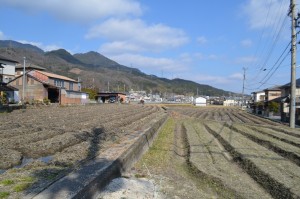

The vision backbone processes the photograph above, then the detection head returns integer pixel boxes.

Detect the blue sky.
[0,0,299,94]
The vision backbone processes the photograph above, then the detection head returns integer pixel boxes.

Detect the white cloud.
[229,73,243,80]
[241,39,253,47]
[194,52,220,60]
[235,56,257,64]
[196,36,207,44]
[242,0,289,29]
[107,53,189,73]
[90,18,188,53]
[0,0,142,22]
[181,72,244,92]
[0,31,6,39]
[17,40,62,51]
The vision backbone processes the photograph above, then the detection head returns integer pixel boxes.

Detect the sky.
[0,0,299,94]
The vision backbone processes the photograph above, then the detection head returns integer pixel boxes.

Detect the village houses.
[0,55,88,105]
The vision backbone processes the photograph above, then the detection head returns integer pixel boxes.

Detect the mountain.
[45,49,83,65]
[0,40,235,96]
[74,51,142,74]
[74,51,118,67]
[0,40,44,54]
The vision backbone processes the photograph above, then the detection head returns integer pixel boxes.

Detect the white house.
[194,97,207,106]
[0,55,19,83]
[223,99,237,106]
[251,90,265,103]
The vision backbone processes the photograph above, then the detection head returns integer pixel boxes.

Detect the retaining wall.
[31,113,167,199]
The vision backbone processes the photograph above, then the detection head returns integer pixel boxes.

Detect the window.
[54,79,64,88]
[69,82,73,90]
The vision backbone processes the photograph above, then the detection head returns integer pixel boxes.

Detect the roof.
[280,78,300,89]
[36,70,78,82]
[0,55,19,63]
[0,84,18,91]
[15,64,46,71]
[263,86,281,91]
[251,90,264,94]
[96,92,126,97]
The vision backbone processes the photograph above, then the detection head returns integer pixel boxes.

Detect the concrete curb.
[32,114,168,199]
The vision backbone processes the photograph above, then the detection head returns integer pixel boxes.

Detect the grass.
[0,179,15,186]
[0,192,9,199]
[12,176,35,192]
[135,117,175,169]
[13,183,31,192]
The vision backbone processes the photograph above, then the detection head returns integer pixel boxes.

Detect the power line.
[247,0,289,81]
[258,50,290,88]
[245,41,291,89]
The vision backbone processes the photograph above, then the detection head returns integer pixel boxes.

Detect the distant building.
[0,55,19,103]
[0,55,19,83]
[194,97,206,106]
[96,92,126,103]
[251,90,265,103]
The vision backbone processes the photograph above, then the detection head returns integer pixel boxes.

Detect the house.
[263,86,282,117]
[0,55,19,103]
[264,86,281,102]
[96,92,126,103]
[0,84,19,104]
[223,97,238,106]
[279,78,300,125]
[194,97,206,106]
[251,90,265,103]
[251,90,265,114]
[0,55,19,83]
[8,68,88,105]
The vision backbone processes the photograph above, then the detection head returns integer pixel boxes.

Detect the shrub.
[43,98,50,105]
[268,101,279,113]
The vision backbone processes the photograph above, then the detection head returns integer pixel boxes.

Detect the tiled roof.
[280,78,300,88]
[15,64,46,71]
[37,71,77,82]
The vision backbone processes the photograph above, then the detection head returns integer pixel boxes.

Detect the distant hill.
[74,51,142,74]
[0,40,44,54]
[45,49,83,65]
[0,40,236,96]
[74,51,118,67]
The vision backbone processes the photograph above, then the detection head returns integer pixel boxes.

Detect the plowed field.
[0,104,165,199]
[134,106,300,199]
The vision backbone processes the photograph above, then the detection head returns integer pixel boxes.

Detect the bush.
[0,92,7,105]
[268,101,279,113]
[43,98,50,105]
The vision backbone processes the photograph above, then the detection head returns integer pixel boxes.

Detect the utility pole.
[290,0,297,128]
[22,57,26,102]
[242,67,247,107]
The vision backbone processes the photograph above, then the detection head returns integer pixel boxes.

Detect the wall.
[60,89,88,105]
[9,76,47,101]
[0,62,16,76]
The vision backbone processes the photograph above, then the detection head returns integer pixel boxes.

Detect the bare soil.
[0,104,165,199]
[131,106,300,199]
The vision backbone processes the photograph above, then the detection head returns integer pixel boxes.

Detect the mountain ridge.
[0,40,236,96]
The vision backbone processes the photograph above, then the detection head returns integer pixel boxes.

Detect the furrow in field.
[230,123,300,167]
[183,120,272,199]
[204,121,300,199]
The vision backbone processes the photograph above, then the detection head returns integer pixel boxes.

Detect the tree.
[82,88,97,100]
[268,101,279,113]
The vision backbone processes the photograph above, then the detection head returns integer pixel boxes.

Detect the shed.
[96,92,126,103]
[194,97,207,106]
